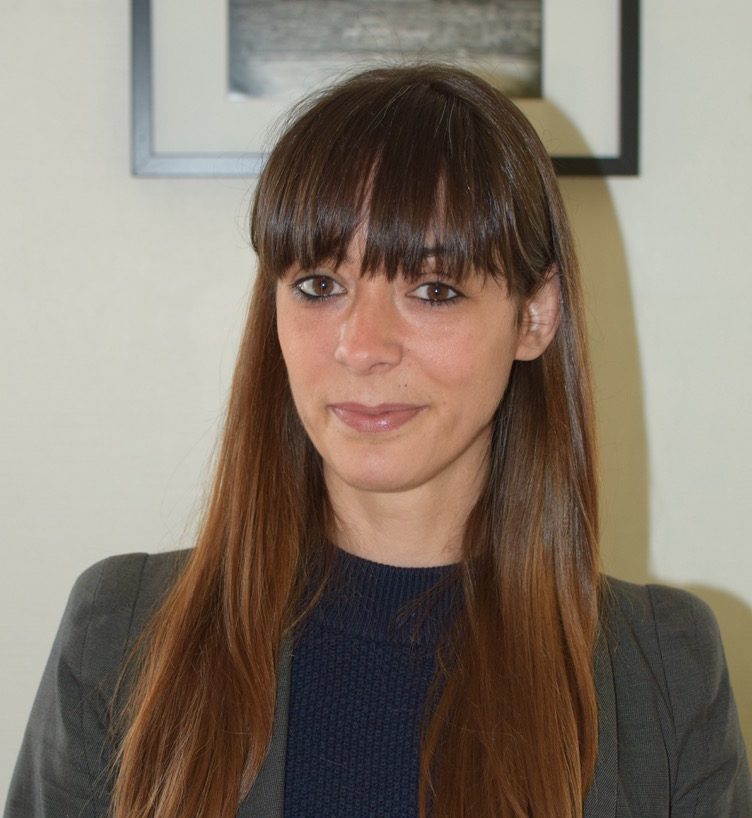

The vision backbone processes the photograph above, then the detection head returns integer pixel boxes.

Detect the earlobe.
[514,267,561,361]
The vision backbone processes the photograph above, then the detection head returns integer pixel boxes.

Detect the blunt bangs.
[251,65,556,291]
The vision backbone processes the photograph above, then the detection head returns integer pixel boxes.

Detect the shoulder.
[4,551,191,817]
[601,575,721,653]
[600,576,731,702]
[71,548,189,603]
[600,576,727,723]
[599,576,751,815]
[48,549,192,724]
[63,550,188,664]
[56,549,190,698]
[68,550,189,637]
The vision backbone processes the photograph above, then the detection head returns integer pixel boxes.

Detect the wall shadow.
[559,177,651,586]
[558,177,752,751]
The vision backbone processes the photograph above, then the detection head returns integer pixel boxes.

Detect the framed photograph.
[132,0,639,177]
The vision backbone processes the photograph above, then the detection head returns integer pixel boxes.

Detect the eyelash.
[291,276,464,307]
[411,282,463,307]
[291,276,344,303]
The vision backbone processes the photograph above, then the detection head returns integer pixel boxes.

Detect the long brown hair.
[112,64,600,818]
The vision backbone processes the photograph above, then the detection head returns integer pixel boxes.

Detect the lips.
[328,403,425,433]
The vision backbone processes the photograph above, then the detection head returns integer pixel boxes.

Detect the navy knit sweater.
[283,549,459,817]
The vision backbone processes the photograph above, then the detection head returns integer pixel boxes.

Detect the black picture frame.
[132,0,639,178]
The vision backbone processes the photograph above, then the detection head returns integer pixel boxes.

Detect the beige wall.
[2,1,751,802]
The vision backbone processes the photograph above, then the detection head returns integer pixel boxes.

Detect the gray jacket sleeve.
[3,554,150,818]
[648,585,752,817]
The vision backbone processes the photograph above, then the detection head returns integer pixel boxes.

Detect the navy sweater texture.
[283,549,459,817]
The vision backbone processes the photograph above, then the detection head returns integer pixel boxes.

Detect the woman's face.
[275,235,556,500]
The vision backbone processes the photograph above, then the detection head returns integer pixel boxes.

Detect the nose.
[333,282,404,374]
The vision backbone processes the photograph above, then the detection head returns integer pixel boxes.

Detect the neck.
[325,467,485,568]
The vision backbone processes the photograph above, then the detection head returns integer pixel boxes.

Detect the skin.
[275,235,560,567]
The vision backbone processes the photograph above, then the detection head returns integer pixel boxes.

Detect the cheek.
[418,325,517,404]
[276,310,335,409]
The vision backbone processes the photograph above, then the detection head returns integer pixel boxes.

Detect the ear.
[514,266,561,361]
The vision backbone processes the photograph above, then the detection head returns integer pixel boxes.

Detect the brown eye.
[412,281,462,306]
[295,275,345,300]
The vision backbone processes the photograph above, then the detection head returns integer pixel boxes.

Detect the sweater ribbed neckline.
[308,547,461,648]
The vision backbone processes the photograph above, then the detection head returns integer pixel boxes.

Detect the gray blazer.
[5,551,752,818]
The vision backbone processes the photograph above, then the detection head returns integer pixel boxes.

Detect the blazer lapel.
[236,634,294,818]
[584,629,618,818]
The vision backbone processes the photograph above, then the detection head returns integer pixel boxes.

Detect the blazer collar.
[238,631,618,817]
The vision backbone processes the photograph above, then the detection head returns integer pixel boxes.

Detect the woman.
[5,64,751,818]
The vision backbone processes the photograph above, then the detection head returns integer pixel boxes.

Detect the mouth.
[328,403,426,433]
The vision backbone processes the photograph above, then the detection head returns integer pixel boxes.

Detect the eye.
[293,275,346,301]
[410,281,463,306]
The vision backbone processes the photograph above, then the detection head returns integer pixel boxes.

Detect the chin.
[346,476,416,494]
[328,457,424,495]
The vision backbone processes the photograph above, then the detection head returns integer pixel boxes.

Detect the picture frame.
[132,0,639,178]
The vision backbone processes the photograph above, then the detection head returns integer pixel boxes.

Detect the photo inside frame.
[228,0,543,100]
